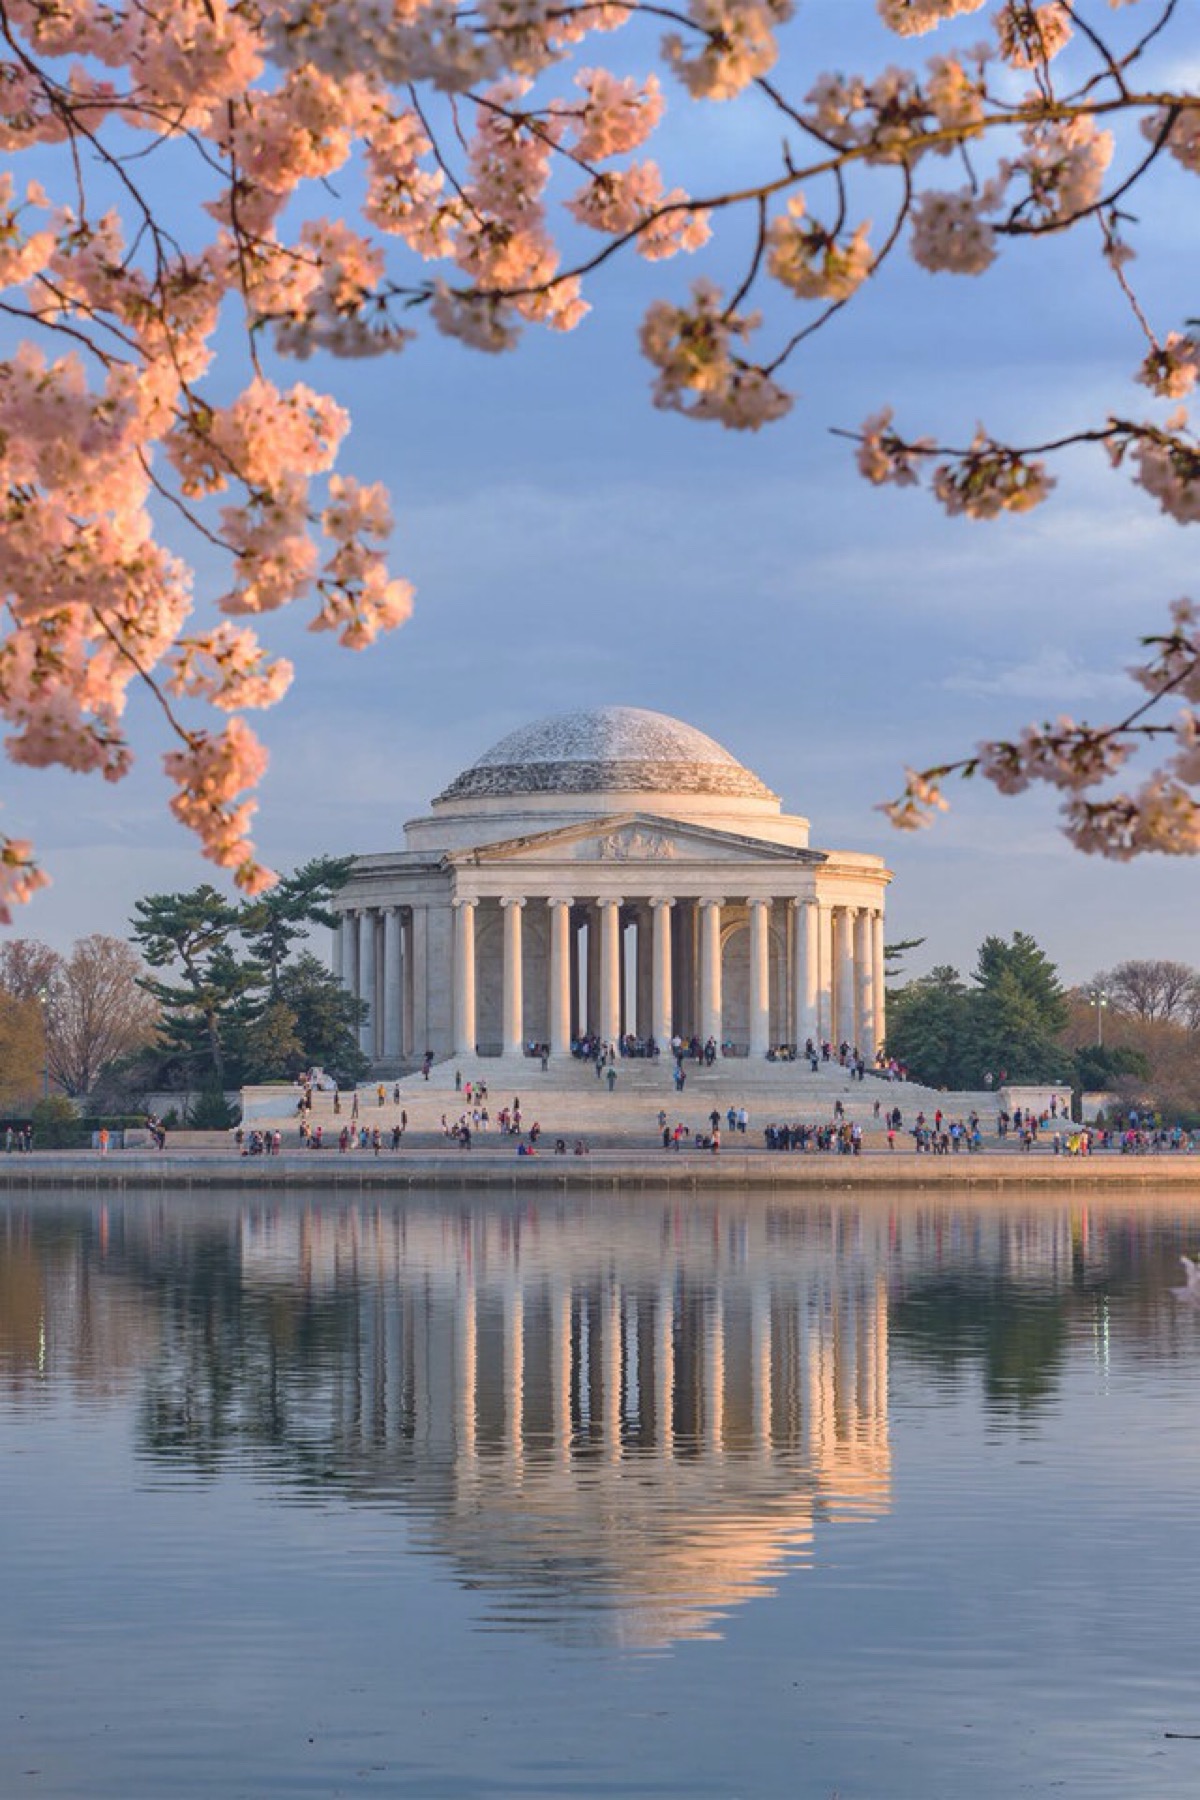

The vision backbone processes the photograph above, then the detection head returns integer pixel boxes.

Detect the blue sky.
[4,3,1198,985]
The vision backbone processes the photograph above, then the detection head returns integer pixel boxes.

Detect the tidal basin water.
[5,1187,1200,1799]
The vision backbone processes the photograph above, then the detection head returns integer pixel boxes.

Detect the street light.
[1089,988,1108,1047]
[36,983,50,1100]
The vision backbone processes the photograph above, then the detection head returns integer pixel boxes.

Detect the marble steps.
[243,1056,998,1147]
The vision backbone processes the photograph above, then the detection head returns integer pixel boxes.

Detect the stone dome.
[434,707,778,805]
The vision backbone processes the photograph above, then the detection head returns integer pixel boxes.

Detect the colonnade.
[335,901,426,1063]
[336,892,886,1063]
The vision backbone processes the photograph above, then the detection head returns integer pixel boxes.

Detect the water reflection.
[1,1193,1195,1650]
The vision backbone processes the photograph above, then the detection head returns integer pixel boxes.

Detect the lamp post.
[1090,988,1108,1048]
[36,983,50,1101]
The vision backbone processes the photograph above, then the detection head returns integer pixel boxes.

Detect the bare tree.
[0,939,63,1004]
[46,937,159,1097]
[1091,961,1200,1027]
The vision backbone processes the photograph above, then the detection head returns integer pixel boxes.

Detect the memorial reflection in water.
[5,1192,1198,1800]
[1,1194,892,1649]
[238,1201,892,1647]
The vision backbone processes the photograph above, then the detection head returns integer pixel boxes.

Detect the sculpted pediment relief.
[455,814,816,867]
[595,827,677,862]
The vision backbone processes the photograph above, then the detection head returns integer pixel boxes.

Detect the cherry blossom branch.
[0,0,1197,901]
[881,601,1200,857]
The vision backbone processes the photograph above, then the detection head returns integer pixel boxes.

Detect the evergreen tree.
[886,966,975,1089]
[276,954,368,1083]
[887,931,1071,1090]
[239,855,353,994]
[132,873,364,1088]
[884,936,926,983]
[1072,1043,1150,1099]
[132,886,264,1088]
[971,933,1069,1085]
[237,998,306,1083]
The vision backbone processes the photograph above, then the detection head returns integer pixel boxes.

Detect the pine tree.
[132,887,264,1088]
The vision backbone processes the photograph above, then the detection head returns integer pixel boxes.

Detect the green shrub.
[31,1096,89,1149]
[186,1089,240,1129]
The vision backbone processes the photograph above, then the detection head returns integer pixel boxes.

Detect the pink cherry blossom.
[0,0,1193,900]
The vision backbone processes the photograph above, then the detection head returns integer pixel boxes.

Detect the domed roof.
[435,706,777,805]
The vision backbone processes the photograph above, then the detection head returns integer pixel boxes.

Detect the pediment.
[446,813,822,868]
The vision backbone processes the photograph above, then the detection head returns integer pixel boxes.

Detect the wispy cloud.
[941,648,1137,708]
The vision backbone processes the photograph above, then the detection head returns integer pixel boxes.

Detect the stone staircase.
[242,1054,1001,1152]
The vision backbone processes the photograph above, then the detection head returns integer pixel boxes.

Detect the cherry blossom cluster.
[640,282,792,428]
[0,0,1197,898]
[855,411,1056,518]
[882,600,1200,856]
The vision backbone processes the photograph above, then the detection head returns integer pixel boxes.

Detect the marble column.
[651,898,673,1048]
[699,898,723,1047]
[872,908,886,1052]
[410,904,429,1058]
[836,906,857,1046]
[748,898,771,1058]
[501,898,525,1056]
[586,907,600,1037]
[618,915,628,1042]
[635,906,653,1044]
[548,897,573,1057]
[401,909,413,1060]
[816,900,834,1043]
[383,905,402,1060]
[453,898,477,1056]
[332,914,345,984]
[676,902,696,1038]
[793,898,819,1048]
[599,897,622,1046]
[341,907,356,1008]
[358,907,376,1058]
[569,912,581,1042]
[854,906,873,1054]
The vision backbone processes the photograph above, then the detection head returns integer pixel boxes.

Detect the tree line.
[0,856,365,1115]
[887,936,1200,1121]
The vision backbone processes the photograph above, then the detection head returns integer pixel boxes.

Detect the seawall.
[2,1148,1200,1195]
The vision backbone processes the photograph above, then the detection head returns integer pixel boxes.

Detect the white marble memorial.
[334,706,891,1065]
